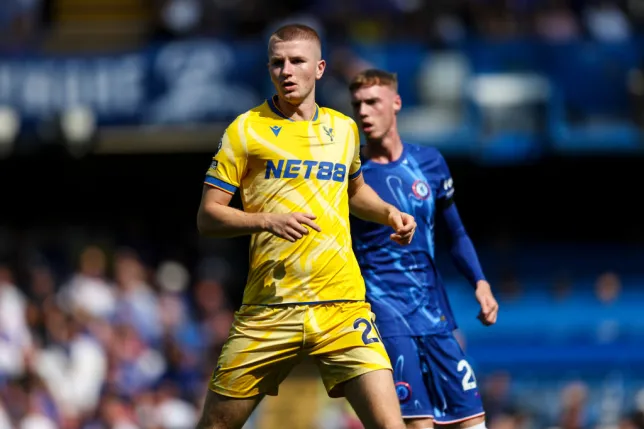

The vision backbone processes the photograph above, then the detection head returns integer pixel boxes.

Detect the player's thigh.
[196,390,263,429]
[422,333,485,425]
[343,369,406,429]
[383,336,435,427]
[308,302,392,397]
[211,305,303,398]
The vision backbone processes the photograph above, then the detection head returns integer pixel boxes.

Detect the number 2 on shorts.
[354,318,381,344]
[457,359,477,391]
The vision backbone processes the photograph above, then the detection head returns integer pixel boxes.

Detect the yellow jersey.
[205,96,365,305]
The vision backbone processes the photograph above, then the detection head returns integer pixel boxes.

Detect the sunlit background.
[1,1,644,428]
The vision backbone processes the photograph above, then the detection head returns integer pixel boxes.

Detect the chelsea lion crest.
[395,381,412,403]
[412,180,431,200]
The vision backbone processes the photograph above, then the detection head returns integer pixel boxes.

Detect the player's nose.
[282,60,294,75]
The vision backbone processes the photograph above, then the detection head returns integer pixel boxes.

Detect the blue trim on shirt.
[268,96,294,121]
[241,299,364,307]
[205,176,237,193]
[349,166,362,180]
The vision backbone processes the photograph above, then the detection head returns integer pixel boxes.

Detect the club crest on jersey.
[395,381,412,403]
[412,179,431,200]
[209,160,218,170]
[322,125,334,142]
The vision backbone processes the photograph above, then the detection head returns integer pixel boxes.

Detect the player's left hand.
[388,208,416,245]
[475,280,498,326]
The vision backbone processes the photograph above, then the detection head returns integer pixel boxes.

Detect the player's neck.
[274,95,317,121]
[365,132,403,164]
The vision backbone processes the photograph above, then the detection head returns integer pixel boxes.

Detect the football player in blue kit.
[348,69,499,429]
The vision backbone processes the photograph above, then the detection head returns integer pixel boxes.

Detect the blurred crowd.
[1,0,644,50]
[151,0,644,45]
[1,238,644,428]
[0,245,235,429]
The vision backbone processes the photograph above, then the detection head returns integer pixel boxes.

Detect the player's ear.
[393,93,402,114]
[316,59,326,80]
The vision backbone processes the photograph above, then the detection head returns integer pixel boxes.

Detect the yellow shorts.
[209,301,392,398]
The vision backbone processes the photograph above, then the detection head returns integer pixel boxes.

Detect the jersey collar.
[268,95,319,122]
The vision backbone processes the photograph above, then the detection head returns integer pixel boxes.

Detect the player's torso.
[241,117,350,214]
[240,106,364,305]
[351,144,452,336]
[353,144,441,270]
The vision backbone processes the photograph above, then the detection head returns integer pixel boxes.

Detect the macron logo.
[270,125,282,137]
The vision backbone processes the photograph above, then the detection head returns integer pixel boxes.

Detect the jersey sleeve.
[436,151,455,203]
[204,119,248,195]
[348,120,363,180]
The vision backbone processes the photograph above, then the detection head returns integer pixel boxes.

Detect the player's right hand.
[264,213,322,242]
[388,209,416,245]
[475,280,499,326]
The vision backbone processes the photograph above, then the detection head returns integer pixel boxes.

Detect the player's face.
[351,84,401,140]
[268,39,325,104]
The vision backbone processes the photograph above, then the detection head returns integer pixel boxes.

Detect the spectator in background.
[153,381,198,429]
[113,248,161,346]
[583,0,632,42]
[551,271,574,302]
[34,311,107,422]
[0,0,43,51]
[24,262,60,356]
[192,278,234,365]
[534,0,581,42]
[470,0,523,40]
[0,264,32,380]
[481,372,518,423]
[595,272,621,305]
[58,246,115,321]
[155,0,203,40]
[558,381,596,429]
[0,403,10,429]
[594,271,623,344]
[627,59,644,131]
[104,323,165,400]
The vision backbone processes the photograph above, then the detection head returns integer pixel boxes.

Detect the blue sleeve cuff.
[349,166,362,180]
[205,176,238,194]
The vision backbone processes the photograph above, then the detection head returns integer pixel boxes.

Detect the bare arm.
[197,186,321,241]
[197,186,267,238]
[348,175,416,245]
[347,174,394,225]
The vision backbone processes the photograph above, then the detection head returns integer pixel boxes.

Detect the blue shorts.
[382,332,485,424]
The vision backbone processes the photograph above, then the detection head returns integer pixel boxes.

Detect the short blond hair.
[269,24,321,50]
[349,69,398,92]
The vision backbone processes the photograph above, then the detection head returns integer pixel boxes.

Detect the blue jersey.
[351,143,457,338]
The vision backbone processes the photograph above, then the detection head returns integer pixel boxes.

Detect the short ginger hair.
[349,69,398,92]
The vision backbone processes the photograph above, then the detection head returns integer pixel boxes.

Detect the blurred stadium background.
[1,0,644,428]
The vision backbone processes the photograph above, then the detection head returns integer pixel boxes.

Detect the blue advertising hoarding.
[1,38,643,158]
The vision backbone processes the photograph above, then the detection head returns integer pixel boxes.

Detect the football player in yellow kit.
[195,24,416,429]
